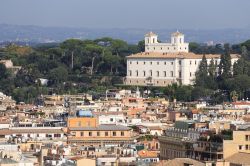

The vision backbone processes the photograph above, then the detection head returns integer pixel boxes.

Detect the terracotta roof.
[226,152,250,165]
[138,150,158,158]
[0,128,64,135]
[147,126,162,130]
[159,158,205,166]
[127,52,241,59]
[232,101,250,105]
[192,109,199,114]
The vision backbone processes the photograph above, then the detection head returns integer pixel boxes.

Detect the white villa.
[125,31,240,86]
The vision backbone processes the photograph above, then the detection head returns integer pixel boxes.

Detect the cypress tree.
[219,44,232,79]
[195,54,208,86]
[208,58,216,77]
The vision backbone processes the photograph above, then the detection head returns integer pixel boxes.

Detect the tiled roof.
[0,128,64,135]
[138,150,158,158]
[68,124,130,131]
[158,158,205,166]
[127,52,240,59]
[232,101,250,105]
[226,152,250,165]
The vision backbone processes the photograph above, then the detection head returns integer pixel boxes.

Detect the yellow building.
[67,115,136,147]
[67,117,98,128]
[69,157,96,166]
[224,130,250,159]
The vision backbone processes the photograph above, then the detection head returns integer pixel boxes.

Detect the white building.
[98,114,126,125]
[145,31,189,53]
[125,31,240,86]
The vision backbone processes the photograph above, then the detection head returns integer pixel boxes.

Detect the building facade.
[125,31,240,86]
[223,130,250,159]
[67,114,136,147]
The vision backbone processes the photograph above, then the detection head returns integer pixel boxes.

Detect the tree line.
[0,38,250,103]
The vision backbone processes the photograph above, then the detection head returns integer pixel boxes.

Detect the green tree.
[219,44,232,79]
[208,58,216,77]
[195,54,208,87]
[241,46,249,60]
[233,58,249,76]
[137,40,145,52]
[48,66,68,85]
[0,64,9,79]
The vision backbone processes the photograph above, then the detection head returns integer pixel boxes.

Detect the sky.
[0,0,250,29]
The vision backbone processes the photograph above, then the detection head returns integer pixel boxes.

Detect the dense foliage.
[0,38,250,104]
[0,38,141,103]
[164,42,250,103]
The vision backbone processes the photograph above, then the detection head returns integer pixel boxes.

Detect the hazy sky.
[1,0,250,29]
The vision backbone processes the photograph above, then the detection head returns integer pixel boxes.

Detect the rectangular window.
[105,132,108,136]
[89,132,92,136]
[171,62,174,65]
[129,70,132,76]
[164,62,166,65]
[157,62,159,65]
[179,60,181,65]
[136,70,138,76]
[113,131,116,136]
[164,71,166,77]
[239,145,242,150]
[136,61,138,64]
[156,71,159,77]
[246,145,249,150]
[144,62,146,65]
[121,131,124,136]
[190,61,192,65]
[190,72,192,77]
[150,70,152,76]
[130,61,132,64]
[179,71,182,78]
[150,62,152,65]
[80,132,84,136]
[143,71,146,76]
[97,131,100,136]
[171,71,174,77]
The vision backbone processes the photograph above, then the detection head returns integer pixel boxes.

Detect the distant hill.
[1,24,250,44]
